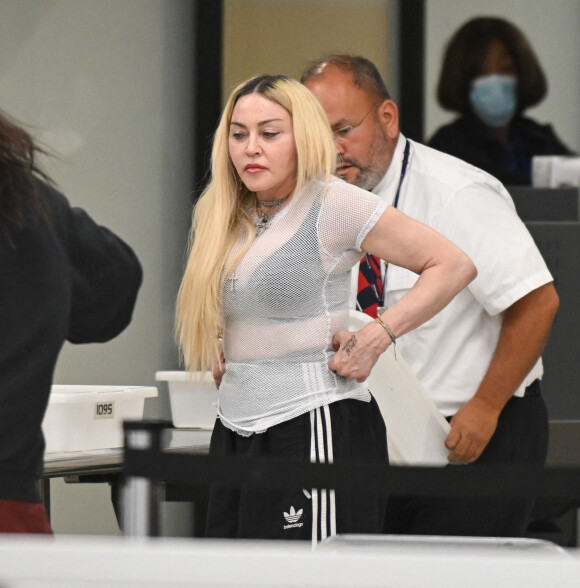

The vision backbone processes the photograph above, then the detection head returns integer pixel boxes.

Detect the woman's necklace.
[255,194,290,236]
[257,194,290,208]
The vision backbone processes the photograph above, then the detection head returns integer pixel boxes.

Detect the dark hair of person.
[301,54,391,102]
[234,74,290,103]
[436,17,547,114]
[0,110,52,243]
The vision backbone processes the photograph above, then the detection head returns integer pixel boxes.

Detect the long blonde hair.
[176,75,336,371]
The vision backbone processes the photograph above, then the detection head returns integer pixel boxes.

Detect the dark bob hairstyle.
[436,17,547,115]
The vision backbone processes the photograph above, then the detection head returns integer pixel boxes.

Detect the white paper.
[348,310,451,466]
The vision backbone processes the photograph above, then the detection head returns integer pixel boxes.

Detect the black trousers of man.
[383,381,549,537]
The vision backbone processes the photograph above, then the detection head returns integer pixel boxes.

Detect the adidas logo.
[284,506,303,523]
[283,506,304,529]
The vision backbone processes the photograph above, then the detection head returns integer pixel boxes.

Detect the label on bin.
[94,401,115,419]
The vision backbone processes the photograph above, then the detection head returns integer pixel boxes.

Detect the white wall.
[425,0,580,152]
[0,0,194,534]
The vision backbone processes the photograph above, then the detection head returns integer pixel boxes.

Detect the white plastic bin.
[532,155,580,187]
[155,371,218,429]
[42,385,158,453]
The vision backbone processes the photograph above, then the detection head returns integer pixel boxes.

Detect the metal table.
[41,427,212,528]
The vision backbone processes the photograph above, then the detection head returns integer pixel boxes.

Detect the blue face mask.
[468,74,517,127]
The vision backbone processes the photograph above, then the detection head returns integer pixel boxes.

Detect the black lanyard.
[393,138,411,210]
[364,138,411,309]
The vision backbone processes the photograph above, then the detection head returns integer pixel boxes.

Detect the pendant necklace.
[255,194,290,236]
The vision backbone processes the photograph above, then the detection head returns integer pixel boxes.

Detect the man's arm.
[445,282,559,464]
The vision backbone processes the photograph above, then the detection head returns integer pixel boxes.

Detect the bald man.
[302,55,559,538]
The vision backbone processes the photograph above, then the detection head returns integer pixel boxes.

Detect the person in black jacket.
[0,109,143,533]
[428,17,574,185]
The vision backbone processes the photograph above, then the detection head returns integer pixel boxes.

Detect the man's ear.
[377,99,399,140]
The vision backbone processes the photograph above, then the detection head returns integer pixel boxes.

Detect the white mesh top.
[219,177,389,435]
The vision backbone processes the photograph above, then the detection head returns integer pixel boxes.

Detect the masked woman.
[176,75,476,543]
[428,17,574,185]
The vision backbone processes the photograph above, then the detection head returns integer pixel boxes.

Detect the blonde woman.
[176,75,476,542]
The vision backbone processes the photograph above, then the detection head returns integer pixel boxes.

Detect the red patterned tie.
[357,254,383,318]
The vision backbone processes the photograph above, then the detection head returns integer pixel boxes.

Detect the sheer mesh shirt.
[219,178,388,435]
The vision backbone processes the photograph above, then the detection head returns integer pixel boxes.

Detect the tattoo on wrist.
[344,335,357,355]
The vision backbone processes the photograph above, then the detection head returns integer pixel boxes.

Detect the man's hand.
[445,396,500,464]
